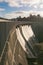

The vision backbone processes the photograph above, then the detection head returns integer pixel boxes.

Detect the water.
[16,25,38,58]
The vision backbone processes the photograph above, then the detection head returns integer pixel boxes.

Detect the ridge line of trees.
[11,14,43,22]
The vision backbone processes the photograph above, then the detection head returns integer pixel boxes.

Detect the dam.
[0,21,43,65]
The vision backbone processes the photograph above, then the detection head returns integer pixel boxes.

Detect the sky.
[0,0,43,19]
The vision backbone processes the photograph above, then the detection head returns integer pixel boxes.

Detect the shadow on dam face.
[31,22,43,43]
[0,22,43,65]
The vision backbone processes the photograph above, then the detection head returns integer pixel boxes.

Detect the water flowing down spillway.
[16,25,38,58]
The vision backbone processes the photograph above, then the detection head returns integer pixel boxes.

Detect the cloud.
[4,11,29,19]
[8,0,41,8]
[33,5,37,8]
[4,10,43,19]
[4,0,23,7]
[0,0,20,7]
[40,4,43,8]
[21,0,41,8]
[0,0,42,8]
[0,8,5,11]
[0,0,3,2]
[21,0,38,5]
[5,0,21,7]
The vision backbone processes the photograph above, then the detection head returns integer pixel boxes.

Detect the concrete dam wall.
[0,22,43,65]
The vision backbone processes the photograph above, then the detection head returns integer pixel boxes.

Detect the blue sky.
[0,0,43,19]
